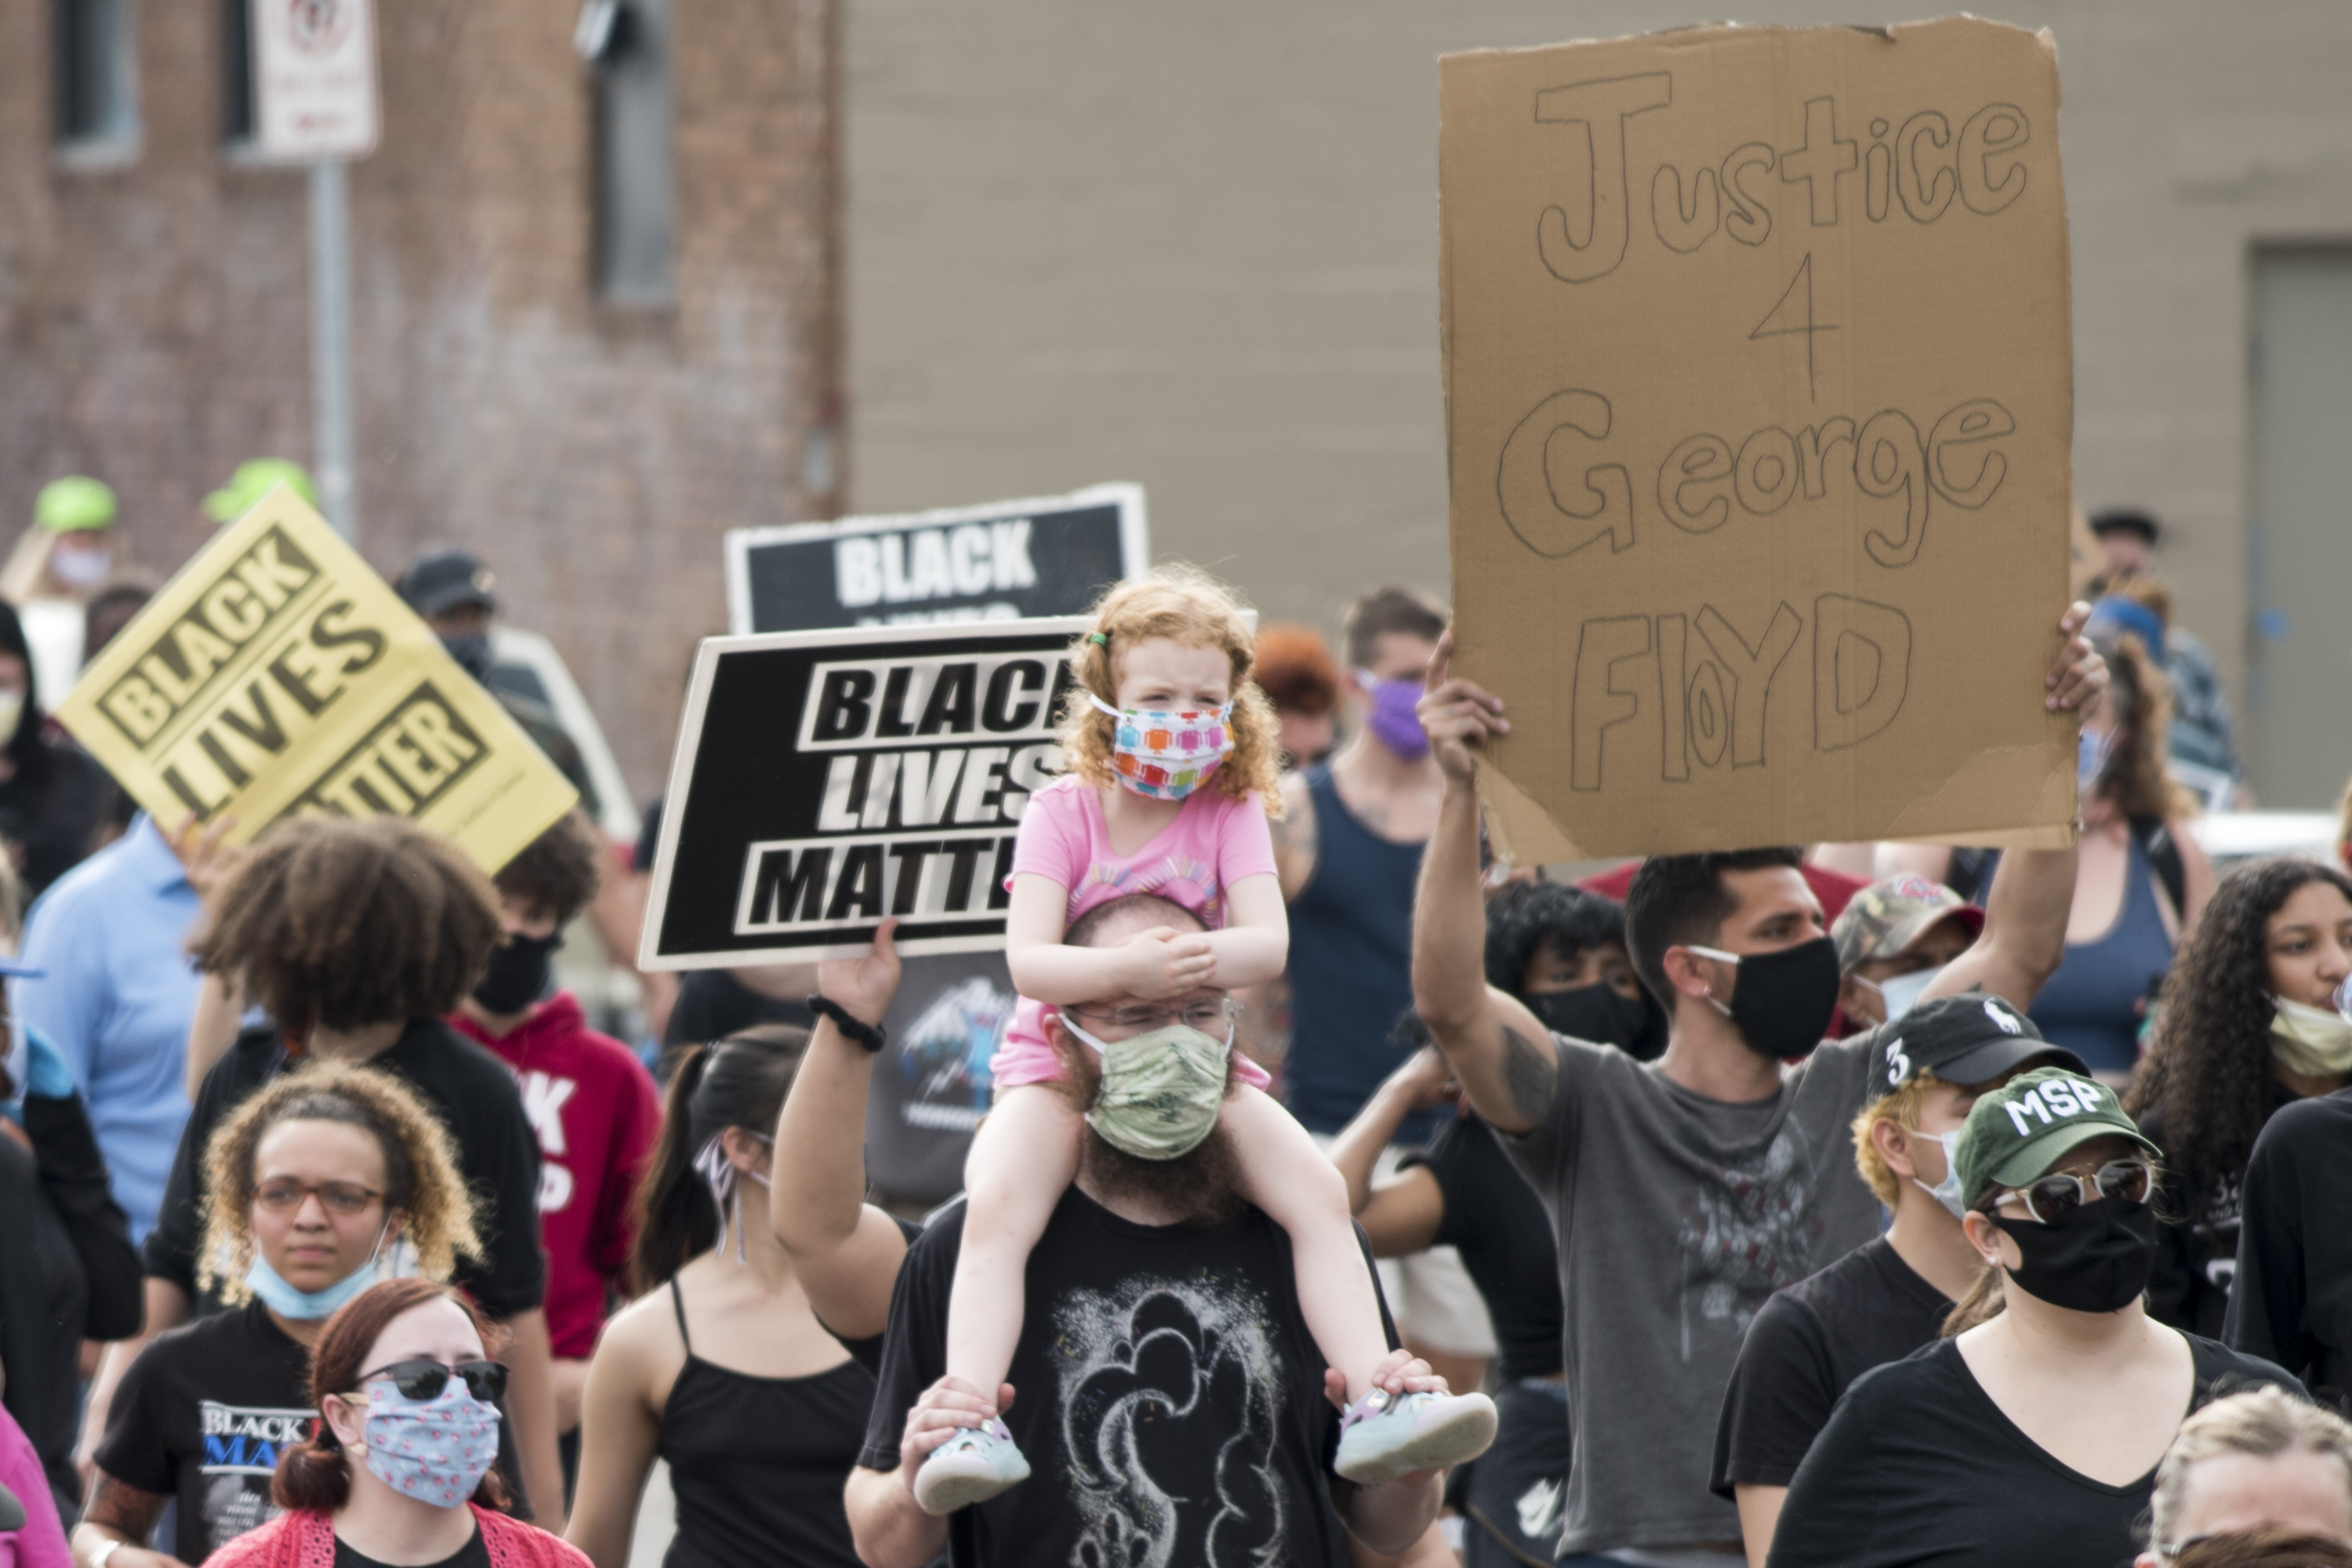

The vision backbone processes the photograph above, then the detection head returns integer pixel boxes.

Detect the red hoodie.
[452,993,661,1360]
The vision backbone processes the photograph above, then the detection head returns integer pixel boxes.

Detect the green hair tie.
[1088,632,1109,646]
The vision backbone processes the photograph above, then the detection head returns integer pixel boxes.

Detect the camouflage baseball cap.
[1831,875,1984,972]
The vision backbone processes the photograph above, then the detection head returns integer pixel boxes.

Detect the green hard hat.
[203,459,318,524]
[34,476,117,533]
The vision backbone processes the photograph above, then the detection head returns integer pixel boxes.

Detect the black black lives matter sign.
[723,483,1145,635]
[640,619,1088,967]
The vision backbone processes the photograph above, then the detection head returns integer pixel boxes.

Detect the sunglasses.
[356,1357,507,1404]
[254,1179,381,1217]
[1998,1157,2152,1224]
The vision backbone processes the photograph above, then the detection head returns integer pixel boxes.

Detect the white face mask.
[2271,997,2352,1078]
[49,543,112,590]
[1912,1127,1968,1219]
[1862,964,1945,1023]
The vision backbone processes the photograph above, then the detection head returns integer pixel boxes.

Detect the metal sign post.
[252,0,381,543]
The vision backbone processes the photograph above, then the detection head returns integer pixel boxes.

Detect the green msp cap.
[34,476,117,533]
[203,459,317,524]
[1954,1065,2162,1208]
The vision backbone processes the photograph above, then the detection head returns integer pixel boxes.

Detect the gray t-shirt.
[1501,1026,1886,1556]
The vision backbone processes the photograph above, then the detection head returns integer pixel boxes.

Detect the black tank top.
[658,1277,875,1568]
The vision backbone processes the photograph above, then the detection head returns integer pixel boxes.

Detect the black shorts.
[1461,1377,1571,1567]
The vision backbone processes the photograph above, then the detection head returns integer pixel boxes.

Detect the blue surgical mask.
[1866,964,1945,1023]
[1914,1128,1968,1219]
[2078,727,2113,794]
[245,1223,391,1319]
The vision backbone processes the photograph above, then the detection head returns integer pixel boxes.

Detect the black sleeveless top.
[659,1278,876,1568]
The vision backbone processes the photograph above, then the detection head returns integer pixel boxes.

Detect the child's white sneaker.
[1332,1388,1497,1486]
[913,1417,1032,1515]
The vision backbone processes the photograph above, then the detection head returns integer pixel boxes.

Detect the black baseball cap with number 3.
[1871,993,2086,1095]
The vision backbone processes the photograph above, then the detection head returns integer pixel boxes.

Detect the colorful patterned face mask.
[356,1377,502,1508]
[1089,693,1234,801]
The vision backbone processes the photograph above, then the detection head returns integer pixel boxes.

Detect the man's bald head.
[1067,893,1206,951]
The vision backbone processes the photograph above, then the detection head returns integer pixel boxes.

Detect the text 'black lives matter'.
[93,522,392,820]
[644,620,1089,967]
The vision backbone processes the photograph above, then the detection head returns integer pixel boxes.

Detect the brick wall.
[0,0,841,800]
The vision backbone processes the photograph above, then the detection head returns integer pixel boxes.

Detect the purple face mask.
[1356,671,1429,760]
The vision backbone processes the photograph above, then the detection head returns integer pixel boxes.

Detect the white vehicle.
[485,626,640,845]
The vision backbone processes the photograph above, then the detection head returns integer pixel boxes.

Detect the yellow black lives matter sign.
[56,488,578,873]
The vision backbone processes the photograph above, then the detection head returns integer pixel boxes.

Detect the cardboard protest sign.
[55,488,578,873]
[1440,19,2075,862]
[724,483,1146,635]
[639,619,1085,969]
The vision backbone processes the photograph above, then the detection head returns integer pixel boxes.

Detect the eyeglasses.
[1062,998,1239,1034]
[356,1358,507,1404]
[254,1179,382,1216]
[1997,1158,2152,1223]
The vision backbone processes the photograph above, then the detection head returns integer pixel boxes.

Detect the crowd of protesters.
[2,466,2352,1568]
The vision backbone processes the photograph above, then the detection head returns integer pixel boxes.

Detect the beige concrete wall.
[845,0,2352,749]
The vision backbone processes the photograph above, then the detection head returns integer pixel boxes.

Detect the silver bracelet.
[91,1539,129,1568]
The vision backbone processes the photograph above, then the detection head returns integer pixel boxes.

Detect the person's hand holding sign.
[2045,599,2109,717]
[1416,630,1510,787]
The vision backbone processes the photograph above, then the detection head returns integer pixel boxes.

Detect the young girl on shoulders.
[914,570,1494,1514]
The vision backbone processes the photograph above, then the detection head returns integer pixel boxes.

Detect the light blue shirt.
[18,815,201,1243]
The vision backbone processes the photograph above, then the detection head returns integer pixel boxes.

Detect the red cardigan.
[201,1506,590,1568]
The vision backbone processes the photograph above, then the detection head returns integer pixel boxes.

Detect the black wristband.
[808,995,888,1054]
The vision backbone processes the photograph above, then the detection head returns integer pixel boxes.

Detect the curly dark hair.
[1484,880,1628,993]
[493,807,606,925]
[2128,857,2352,1220]
[192,816,505,1035]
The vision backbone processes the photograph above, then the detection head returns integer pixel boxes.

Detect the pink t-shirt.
[993,775,1278,1087]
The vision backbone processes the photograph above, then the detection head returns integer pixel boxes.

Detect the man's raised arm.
[1410,633,1559,1137]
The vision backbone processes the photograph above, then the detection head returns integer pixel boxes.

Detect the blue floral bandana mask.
[359,1380,502,1508]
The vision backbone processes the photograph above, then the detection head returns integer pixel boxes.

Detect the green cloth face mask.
[2271,997,2352,1078]
[1060,1017,1232,1160]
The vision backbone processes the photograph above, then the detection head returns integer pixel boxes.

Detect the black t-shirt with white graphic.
[1711,1236,1951,1497]
[859,1189,1397,1568]
[1399,1111,1561,1383]
[1766,1334,2302,1568]
[94,1299,315,1564]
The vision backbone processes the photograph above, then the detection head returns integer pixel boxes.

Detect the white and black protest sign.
[639,619,1087,969]
[723,484,1146,635]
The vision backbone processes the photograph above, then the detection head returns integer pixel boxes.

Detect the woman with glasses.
[564,1025,873,1568]
[1766,1067,2304,1568]
[74,1064,479,1568]
[2126,859,2352,1338]
[210,1278,588,1568]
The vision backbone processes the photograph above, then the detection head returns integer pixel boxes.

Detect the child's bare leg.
[945,1084,1081,1395]
[1221,1086,1390,1403]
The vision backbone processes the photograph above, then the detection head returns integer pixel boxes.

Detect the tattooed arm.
[1409,637,1560,1136]
[73,1473,191,1568]
[1271,770,1318,902]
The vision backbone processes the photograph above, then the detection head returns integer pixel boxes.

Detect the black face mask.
[441,632,493,681]
[474,931,561,1015]
[1526,984,1661,1061]
[1704,935,1841,1062]
[1992,1196,2158,1314]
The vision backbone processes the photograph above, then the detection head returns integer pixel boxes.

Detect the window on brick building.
[583,0,676,304]
[54,0,140,161]
[221,0,256,146]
